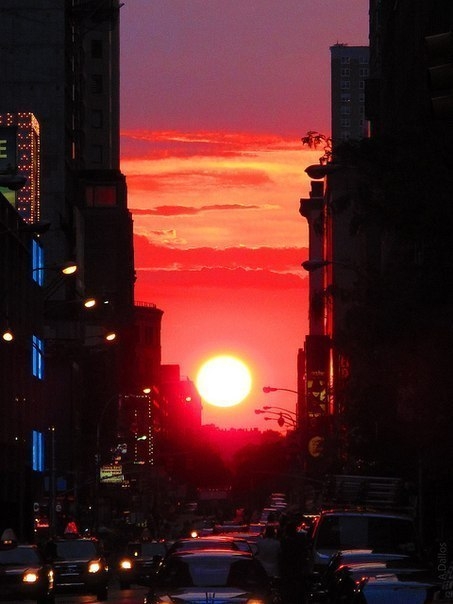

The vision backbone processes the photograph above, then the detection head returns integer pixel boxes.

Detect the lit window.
[32,240,44,285]
[85,185,117,207]
[32,335,44,380]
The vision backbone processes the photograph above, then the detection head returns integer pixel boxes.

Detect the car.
[306,508,417,575]
[117,540,167,589]
[353,572,443,603]
[44,532,109,601]
[0,529,54,604]
[309,557,433,603]
[144,549,274,604]
[166,535,254,556]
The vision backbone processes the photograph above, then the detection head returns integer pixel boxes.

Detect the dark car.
[144,550,273,604]
[0,530,54,604]
[166,535,253,557]
[307,509,417,574]
[117,540,167,589]
[353,572,442,604]
[45,534,109,601]
[311,559,434,603]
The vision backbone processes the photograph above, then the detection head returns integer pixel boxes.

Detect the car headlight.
[120,559,133,570]
[23,571,39,583]
[88,560,103,573]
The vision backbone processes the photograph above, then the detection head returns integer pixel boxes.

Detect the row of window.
[340,105,366,115]
[341,93,366,103]
[340,67,369,77]
[340,55,368,65]
[340,80,367,90]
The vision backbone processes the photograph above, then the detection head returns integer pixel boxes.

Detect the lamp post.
[255,407,297,429]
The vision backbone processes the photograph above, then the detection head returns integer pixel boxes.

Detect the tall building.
[302,1,453,537]
[0,1,146,538]
[330,44,370,145]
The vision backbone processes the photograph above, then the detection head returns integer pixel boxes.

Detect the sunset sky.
[119,1,368,430]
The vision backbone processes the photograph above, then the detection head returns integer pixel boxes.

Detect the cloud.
[135,266,308,291]
[121,129,304,161]
[133,234,308,273]
[131,203,262,216]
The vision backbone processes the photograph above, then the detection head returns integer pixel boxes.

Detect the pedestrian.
[255,525,281,582]
[279,520,308,604]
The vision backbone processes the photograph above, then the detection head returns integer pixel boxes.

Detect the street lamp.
[263,386,298,395]
[255,408,297,428]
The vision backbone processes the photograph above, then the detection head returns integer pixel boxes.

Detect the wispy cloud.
[134,234,308,273]
[131,203,262,216]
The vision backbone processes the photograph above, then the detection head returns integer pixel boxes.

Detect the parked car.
[44,533,109,601]
[144,550,273,604]
[306,508,417,575]
[117,540,167,589]
[0,529,54,604]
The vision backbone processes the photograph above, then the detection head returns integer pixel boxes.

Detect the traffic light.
[425,31,453,118]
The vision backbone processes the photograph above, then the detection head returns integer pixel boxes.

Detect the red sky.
[119,1,368,430]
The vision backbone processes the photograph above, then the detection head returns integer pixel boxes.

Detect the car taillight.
[120,559,133,570]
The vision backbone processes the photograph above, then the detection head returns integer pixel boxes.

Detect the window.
[341,93,351,103]
[85,184,117,207]
[341,68,350,77]
[32,240,44,285]
[359,93,365,103]
[340,119,351,127]
[360,67,369,77]
[359,80,366,89]
[91,110,103,128]
[91,74,103,94]
[341,56,350,64]
[32,430,44,472]
[91,39,103,58]
[32,335,44,380]
[340,80,350,89]
[340,105,351,115]
[91,145,103,163]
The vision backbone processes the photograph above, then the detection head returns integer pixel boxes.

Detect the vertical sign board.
[0,125,18,207]
[305,334,330,418]
[0,113,40,223]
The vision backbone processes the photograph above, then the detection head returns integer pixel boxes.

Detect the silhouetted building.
[0,1,139,538]
[331,44,370,145]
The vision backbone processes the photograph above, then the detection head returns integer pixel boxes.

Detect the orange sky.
[121,130,319,430]
[119,1,369,430]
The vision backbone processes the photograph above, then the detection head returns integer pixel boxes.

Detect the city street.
[54,584,148,604]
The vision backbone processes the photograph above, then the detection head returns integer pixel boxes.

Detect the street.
[53,584,148,604]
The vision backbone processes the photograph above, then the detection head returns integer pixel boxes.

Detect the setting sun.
[196,355,252,408]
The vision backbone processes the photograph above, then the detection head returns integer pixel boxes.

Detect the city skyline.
[119,0,369,429]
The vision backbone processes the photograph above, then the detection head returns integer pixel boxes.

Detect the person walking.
[255,525,281,582]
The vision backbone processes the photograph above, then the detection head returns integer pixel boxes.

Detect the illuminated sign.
[100,464,123,484]
[0,113,40,223]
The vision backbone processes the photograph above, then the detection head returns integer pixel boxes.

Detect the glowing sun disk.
[196,355,252,408]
